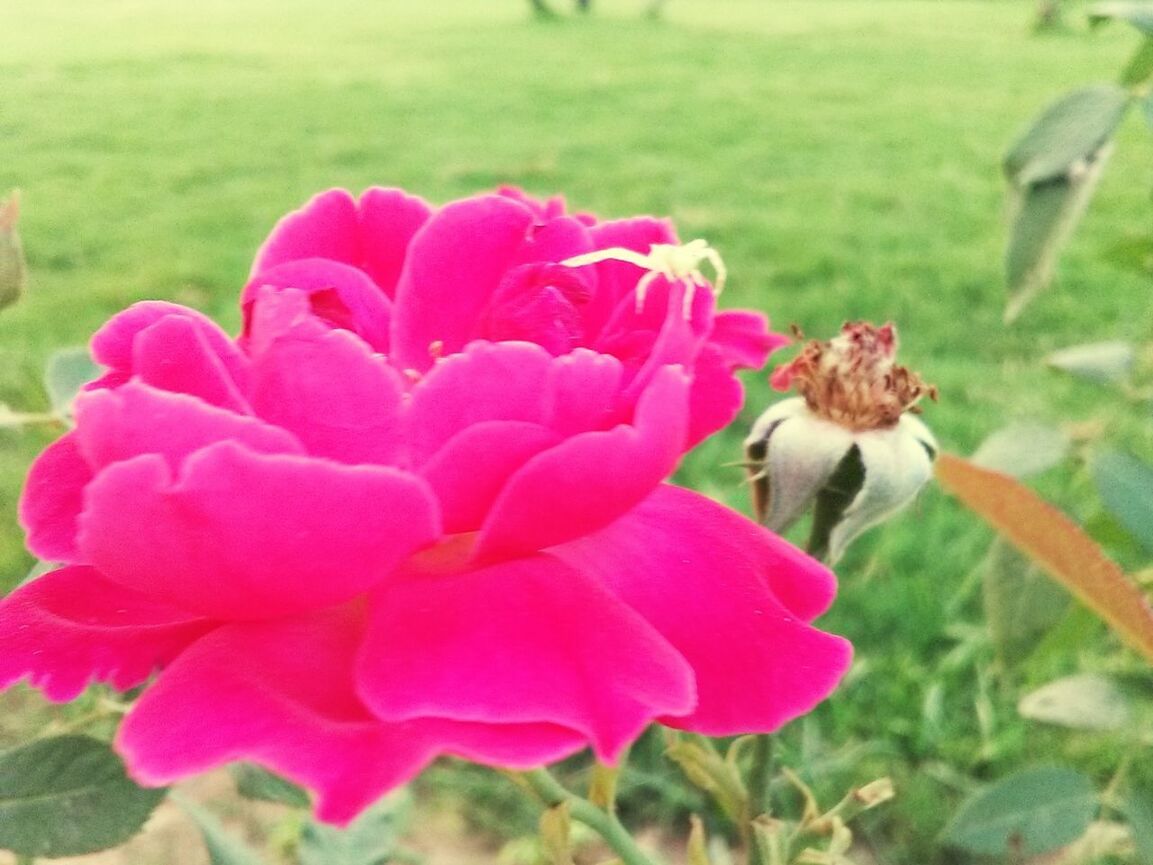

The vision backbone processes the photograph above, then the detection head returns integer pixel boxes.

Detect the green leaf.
[971,422,1070,478]
[942,766,1098,856]
[177,797,268,865]
[1121,36,1153,85]
[43,347,102,422]
[1004,85,1130,187]
[230,763,310,809]
[0,191,25,311]
[982,539,1070,665]
[1003,86,1129,322]
[1046,340,1135,385]
[1121,788,1153,865]
[0,735,167,857]
[1018,673,1132,731]
[1092,449,1153,554]
[539,802,575,865]
[298,791,409,865]
[1089,1,1153,34]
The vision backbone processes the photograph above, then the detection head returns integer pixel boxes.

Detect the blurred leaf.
[230,763,310,809]
[1018,673,1131,731]
[1092,449,1153,554]
[1046,341,1135,385]
[665,733,749,827]
[177,797,267,865]
[0,735,167,857]
[942,766,1097,856]
[983,539,1071,664]
[971,422,1070,478]
[1003,85,1129,322]
[540,802,574,865]
[0,190,26,311]
[1004,86,1129,186]
[1144,89,1153,129]
[1121,36,1153,85]
[1121,789,1153,864]
[43,347,101,423]
[298,791,408,865]
[1103,234,1153,275]
[935,453,1153,663]
[1089,1,1153,33]
[687,815,711,865]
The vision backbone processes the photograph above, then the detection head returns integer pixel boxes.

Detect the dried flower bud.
[745,321,937,564]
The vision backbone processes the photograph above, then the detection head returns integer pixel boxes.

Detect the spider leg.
[562,246,655,270]
[634,271,657,312]
[704,248,726,295]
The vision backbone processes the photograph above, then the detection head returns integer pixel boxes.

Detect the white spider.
[562,238,726,317]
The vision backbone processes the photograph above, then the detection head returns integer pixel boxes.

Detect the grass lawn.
[2,1,1152,861]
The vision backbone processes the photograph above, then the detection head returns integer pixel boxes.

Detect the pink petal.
[709,310,788,370]
[118,608,583,825]
[357,554,695,761]
[0,565,214,702]
[541,348,623,436]
[131,314,250,412]
[89,303,248,393]
[475,365,689,560]
[19,432,93,562]
[357,187,433,299]
[78,442,441,620]
[250,189,360,277]
[74,381,304,473]
[420,421,561,534]
[552,484,852,735]
[511,216,593,267]
[243,258,392,352]
[390,195,535,372]
[685,344,745,447]
[404,341,553,465]
[248,324,407,466]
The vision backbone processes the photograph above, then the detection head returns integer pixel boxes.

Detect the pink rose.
[0,187,851,823]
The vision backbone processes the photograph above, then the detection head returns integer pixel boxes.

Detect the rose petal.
[475,365,689,560]
[709,310,787,370]
[118,608,583,825]
[404,341,553,465]
[20,432,93,562]
[243,258,392,353]
[357,187,433,299]
[685,344,745,447]
[420,421,561,534]
[250,189,361,277]
[74,381,304,473]
[552,484,852,735]
[391,195,535,372]
[0,565,214,702]
[248,324,407,466]
[357,554,695,760]
[541,349,624,436]
[89,303,247,393]
[78,442,441,619]
[131,315,250,412]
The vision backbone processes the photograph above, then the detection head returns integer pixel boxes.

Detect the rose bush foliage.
[0,187,851,823]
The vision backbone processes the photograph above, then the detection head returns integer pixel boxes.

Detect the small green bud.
[0,190,28,310]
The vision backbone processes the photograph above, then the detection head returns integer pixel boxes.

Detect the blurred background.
[2,1,1152,862]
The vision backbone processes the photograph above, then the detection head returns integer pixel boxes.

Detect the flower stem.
[521,768,659,865]
[747,735,775,865]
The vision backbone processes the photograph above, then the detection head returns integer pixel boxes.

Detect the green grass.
[3,1,1153,861]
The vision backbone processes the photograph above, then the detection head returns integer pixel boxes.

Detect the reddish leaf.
[936,452,1153,663]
